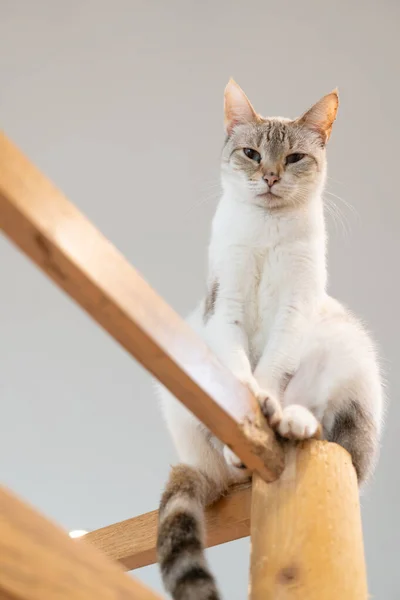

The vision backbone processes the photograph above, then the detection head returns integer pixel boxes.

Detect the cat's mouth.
[257,191,281,200]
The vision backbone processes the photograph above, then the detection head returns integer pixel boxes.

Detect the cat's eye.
[285,153,305,165]
[243,148,261,163]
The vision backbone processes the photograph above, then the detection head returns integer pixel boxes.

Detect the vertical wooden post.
[249,441,368,600]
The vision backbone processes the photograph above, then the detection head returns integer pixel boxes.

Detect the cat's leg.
[204,311,259,397]
[162,305,253,482]
[275,312,383,483]
[252,298,316,427]
[203,300,272,468]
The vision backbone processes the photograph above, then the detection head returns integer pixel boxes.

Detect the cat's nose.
[264,173,280,187]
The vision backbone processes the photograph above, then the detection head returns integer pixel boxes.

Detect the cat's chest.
[243,218,288,285]
[243,244,285,329]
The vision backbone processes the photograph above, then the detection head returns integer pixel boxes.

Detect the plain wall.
[1,1,399,597]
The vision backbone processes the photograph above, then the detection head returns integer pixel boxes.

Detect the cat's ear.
[224,79,258,135]
[298,90,339,144]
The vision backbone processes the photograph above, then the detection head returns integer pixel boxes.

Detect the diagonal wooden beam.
[0,485,163,600]
[84,482,251,571]
[0,131,284,482]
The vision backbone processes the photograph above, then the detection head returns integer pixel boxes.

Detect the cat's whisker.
[324,198,343,235]
[196,178,222,192]
[325,189,359,218]
[183,191,219,218]
[324,203,341,235]
[324,195,351,237]
[327,174,345,186]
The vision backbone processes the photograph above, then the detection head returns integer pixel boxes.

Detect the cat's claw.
[257,390,283,427]
[237,375,283,427]
[276,404,321,440]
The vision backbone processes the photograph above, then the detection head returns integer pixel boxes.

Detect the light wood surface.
[0,486,163,600]
[84,482,251,571]
[0,131,284,482]
[249,441,368,600]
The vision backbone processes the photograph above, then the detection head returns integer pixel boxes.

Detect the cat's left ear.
[224,79,259,135]
[298,90,339,144]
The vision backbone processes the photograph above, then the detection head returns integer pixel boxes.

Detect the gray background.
[0,1,398,598]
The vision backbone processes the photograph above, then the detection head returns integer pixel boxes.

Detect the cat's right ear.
[224,79,258,135]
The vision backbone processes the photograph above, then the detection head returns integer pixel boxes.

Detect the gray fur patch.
[203,279,219,323]
[327,399,377,483]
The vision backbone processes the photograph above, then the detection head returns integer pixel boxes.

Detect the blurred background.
[0,1,398,597]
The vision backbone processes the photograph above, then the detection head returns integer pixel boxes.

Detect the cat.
[156,79,384,600]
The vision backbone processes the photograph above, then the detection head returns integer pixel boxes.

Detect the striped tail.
[157,465,222,600]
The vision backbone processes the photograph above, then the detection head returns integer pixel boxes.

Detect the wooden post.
[249,441,368,600]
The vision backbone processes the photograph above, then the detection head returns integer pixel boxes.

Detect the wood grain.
[0,486,163,600]
[249,441,368,600]
[84,482,251,571]
[0,131,284,482]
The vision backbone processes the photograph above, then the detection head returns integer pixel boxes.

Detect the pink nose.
[264,173,280,187]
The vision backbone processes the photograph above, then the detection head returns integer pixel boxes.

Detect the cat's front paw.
[236,374,283,427]
[257,390,283,427]
[276,405,322,440]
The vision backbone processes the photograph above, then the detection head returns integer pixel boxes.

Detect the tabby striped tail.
[157,465,221,600]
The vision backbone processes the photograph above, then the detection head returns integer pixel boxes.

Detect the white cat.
[156,80,384,600]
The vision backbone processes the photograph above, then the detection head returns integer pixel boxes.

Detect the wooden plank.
[0,486,163,600]
[0,131,284,482]
[84,482,251,571]
[249,441,368,600]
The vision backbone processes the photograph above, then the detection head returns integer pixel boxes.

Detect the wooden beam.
[0,131,284,482]
[249,441,368,600]
[84,482,251,571]
[0,486,163,600]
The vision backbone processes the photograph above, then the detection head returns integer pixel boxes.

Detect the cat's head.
[222,79,338,211]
